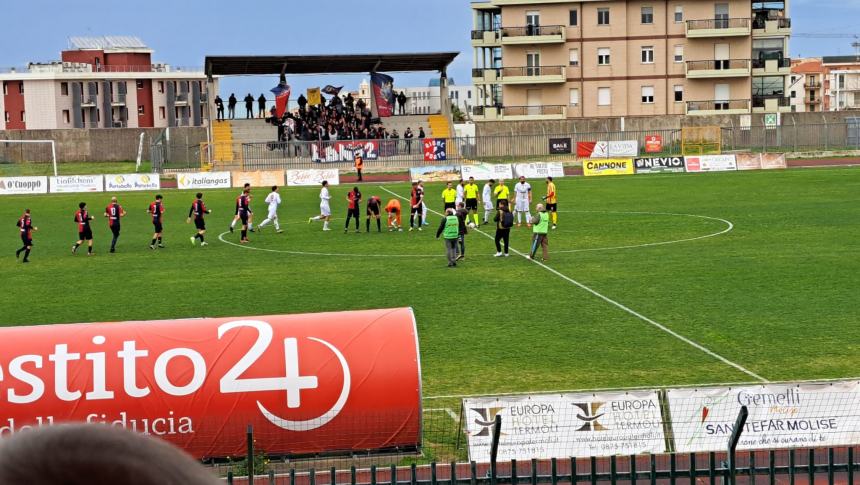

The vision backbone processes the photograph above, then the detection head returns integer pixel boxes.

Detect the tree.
[450,102,466,123]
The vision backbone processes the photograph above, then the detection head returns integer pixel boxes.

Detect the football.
[468,222,476,228]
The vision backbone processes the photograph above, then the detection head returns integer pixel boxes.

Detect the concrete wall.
[0,126,207,162]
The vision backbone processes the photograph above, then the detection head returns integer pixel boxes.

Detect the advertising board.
[286,169,340,187]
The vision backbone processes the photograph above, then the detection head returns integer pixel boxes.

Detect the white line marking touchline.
[378,185,766,383]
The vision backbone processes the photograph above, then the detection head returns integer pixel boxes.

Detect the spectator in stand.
[228,93,237,119]
[418,127,426,139]
[243,93,254,119]
[390,129,399,155]
[404,127,414,154]
[214,95,224,121]
[297,93,307,112]
[257,94,267,118]
[397,91,407,115]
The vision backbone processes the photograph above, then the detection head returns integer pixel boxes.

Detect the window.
[2,82,6,95]
[597,8,610,25]
[598,87,611,106]
[4,112,9,123]
[674,45,684,63]
[753,38,785,61]
[753,76,785,96]
[839,74,846,89]
[157,81,164,94]
[569,9,578,26]
[598,48,611,65]
[569,88,580,106]
[569,48,579,66]
[61,82,69,96]
[18,83,24,94]
[674,85,684,102]
[20,111,25,122]
[674,5,683,22]
[62,110,70,124]
[641,6,653,24]
[526,10,540,27]
[159,106,166,119]
[641,46,654,64]
[93,83,98,95]
[138,105,145,115]
[467,90,472,99]
[790,76,796,84]
[96,109,100,122]
[790,90,796,98]
[136,80,144,89]
[641,86,655,103]
[526,52,541,76]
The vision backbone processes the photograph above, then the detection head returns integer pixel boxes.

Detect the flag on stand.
[322,85,343,96]
[270,81,291,118]
[371,73,396,117]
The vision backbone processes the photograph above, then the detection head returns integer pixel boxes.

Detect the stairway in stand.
[211,121,234,166]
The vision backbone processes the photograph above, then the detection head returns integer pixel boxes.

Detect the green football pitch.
[2,167,859,401]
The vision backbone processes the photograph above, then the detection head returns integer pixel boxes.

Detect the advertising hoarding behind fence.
[0,176,49,195]
[0,308,422,459]
[232,170,286,188]
[548,138,572,155]
[684,155,737,173]
[409,165,461,182]
[634,157,686,174]
[668,381,860,453]
[465,390,666,462]
[577,141,639,159]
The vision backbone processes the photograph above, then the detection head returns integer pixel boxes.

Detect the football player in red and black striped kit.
[72,202,95,255]
[104,196,126,253]
[147,195,165,250]
[230,183,253,233]
[187,192,212,247]
[15,209,37,263]
[237,188,252,243]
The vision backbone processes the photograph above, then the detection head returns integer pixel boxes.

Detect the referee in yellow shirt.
[463,176,481,226]
[442,182,458,211]
[493,179,510,209]
[544,176,558,229]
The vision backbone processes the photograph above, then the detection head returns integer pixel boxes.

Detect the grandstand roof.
[204,52,459,77]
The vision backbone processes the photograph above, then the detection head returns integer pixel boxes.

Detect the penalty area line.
[378,185,767,383]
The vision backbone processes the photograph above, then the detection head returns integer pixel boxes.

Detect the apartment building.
[471,0,791,121]
[789,56,860,113]
[789,58,824,112]
[0,36,216,131]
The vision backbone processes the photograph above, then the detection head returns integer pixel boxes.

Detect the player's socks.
[230,219,237,229]
[87,246,93,254]
[526,212,532,225]
[111,236,118,251]
[16,247,24,258]
[274,221,280,231]
[72,243,80,254]
[157,236,164,248]
[473,214,479,226]
[552,213,558,225]
[241,229,247,240]
[151,238,157,247]
[376,219,381,232]
[199,234,205,243]
[22,249,30,262]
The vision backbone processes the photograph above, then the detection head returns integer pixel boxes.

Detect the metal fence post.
[727,406,749,485]
[247,424,255,485]
[269,470,275,485]
[227,471,234,485]
[490,414,502,485]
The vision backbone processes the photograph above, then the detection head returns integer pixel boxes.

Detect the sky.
[0,0,857,98]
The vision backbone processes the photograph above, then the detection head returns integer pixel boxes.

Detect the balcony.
[500,25,565,45]
[174,93,189,105]
[804,80,821,89]
[81,94,98,106]
[686,99,751,115]
[472,105,566,121]
[752,95,792,113]
[686,18,751,38]
[806,97,822,105]
[471,29,501,47]
[686,59,750,79]
[111,94,126,106]
[473,66,566,85]
[752,17,791,36]
[752,57,791,76]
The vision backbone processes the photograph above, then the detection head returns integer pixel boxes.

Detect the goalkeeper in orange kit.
[385,198,403,232]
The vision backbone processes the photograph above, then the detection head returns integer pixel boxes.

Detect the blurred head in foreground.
[0,424,220,485]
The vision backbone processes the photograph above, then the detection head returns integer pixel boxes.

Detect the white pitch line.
[217,231,443,258]
[425,407,460,421]
[378,185,767,383]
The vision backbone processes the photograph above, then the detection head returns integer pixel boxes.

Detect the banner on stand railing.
[513,162,565,179]
[460,163,513,181]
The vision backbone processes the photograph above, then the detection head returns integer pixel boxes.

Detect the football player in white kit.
[419,181,430,225]
[513,176,532,227]
[258,186,283,233]
[455,179,465,207]
[482,179,495,225]
[308,180,332,231]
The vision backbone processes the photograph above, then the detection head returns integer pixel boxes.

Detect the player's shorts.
[153,222,163,233]
[515,199,530,212]
[21,236,32,246]
[267,208,278,220]
[320,202,331,217]
[466,198,478,211]
[195,219,206,230]
[78,228,93,241]
[239,212,249,224]
[387,208,400,215]
[367,206,380,216]
[110,224,121,235]
[483,199,494,211]
[444,202,456,210]
[346,207,360,218]
[547,203,558,212]
[411,205,422,214]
